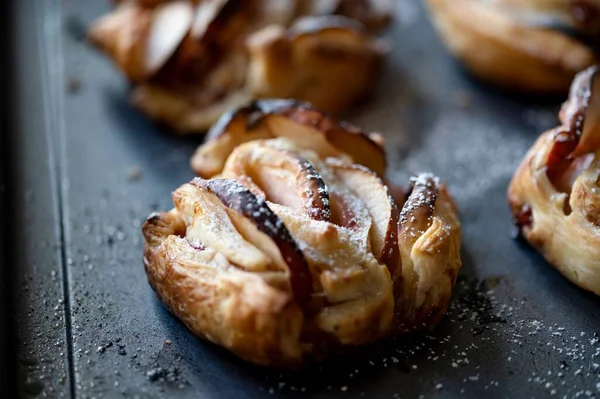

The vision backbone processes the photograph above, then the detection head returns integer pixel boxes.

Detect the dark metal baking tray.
[6,0,600,398]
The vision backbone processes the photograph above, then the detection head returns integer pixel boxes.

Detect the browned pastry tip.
[394,173,461,331]
[508,66,600,295]
[191,99,386,178]
[218,141,332,222]
[325,159,400,274]
[425,0,598,93]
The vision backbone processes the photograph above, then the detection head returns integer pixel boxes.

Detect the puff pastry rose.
[425,0,599,93]
[89,0,391,133]
[142,101,462,366]
[509,66,600,295]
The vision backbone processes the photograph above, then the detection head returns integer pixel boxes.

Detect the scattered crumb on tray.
[454,90,472,108]
[66,77,82,94]
[127,165,142,182]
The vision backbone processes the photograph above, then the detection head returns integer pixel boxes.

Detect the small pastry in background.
[89,0,392,134]
[143,102,462,367]
[509,66,600,295]
[425,0,599,93]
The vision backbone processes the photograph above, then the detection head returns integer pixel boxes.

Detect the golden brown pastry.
[425,0,599,93]
[89,0,391,134]
[143,102,462,367]
[509,66,600,295]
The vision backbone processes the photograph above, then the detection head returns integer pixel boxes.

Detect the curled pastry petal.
[395,173,461,330]
[508,66,600,295]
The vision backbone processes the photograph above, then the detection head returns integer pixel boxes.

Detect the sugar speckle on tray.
[123,165,142,183]
[256,274,600,397]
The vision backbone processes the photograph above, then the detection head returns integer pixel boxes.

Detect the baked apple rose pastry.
[509,66,600,295]
[142,100,462,367]
[89,0,392,133]
[425,0,599,93]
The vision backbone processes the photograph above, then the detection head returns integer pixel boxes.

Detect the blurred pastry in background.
[89,0,393,134]
[425,0,599,93]
[509,66,600,295]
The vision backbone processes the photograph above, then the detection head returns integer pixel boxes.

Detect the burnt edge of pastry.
[399,173,440,244]
[192,177,314,308]
[291,155,332,222]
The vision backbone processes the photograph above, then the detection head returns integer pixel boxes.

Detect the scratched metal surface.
[5,0,600,398]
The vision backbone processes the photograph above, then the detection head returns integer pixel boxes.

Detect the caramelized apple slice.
[191,99,386,178]
[193,178,313,306]
[327,159,399,274]
[221,141,332,221]
[560,66,600,157]
[570,156,600,225]
[540,67,600,189]
[89,1,194,82]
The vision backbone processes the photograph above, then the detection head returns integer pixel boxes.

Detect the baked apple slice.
[219,141,332,222]
[509,66,600,295]
[89,1,195,82]
[325,158,399,274]
[191,99,386,178]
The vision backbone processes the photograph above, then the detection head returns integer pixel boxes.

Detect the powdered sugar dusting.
[385,114,531,203]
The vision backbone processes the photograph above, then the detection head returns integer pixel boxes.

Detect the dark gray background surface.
[5,0,600,398]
